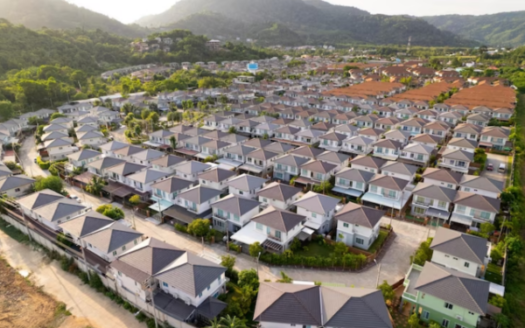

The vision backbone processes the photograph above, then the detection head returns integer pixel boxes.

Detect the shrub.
[96,205,125,220]
[174,223,187,233]
[187,219,210,237]
[37,156,51,170]
[249,242,264,257]
[136,312,148,322]
[411,238,433,266]
[229,243,242,253]
[489,295,507,308]
[146,318,156,328]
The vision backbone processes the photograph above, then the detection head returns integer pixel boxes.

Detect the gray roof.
[113,145,144,157]
[319,132,347,141]
[41,131,69,141]
[211,194,260,216]
[264,142,295,154]
[413,183,457,202]
[247,148,280,161]
[289,146,325,159]
[198,167,237,183]
[257,182,302,202]
[151,177,194,193]
[67,149,101,161]
[177,185,222,204]
[151,155,186,168]
[106,162,147,176]
[33,198,88,222]
[227,174,267,191]
[132,149,165,161]
[220,133,249,144]
[460,175,504,194]
[77,130,105,140]
[127,169,170,184]
[59,210,113,237]
[430,227,488,265]
[369,174,409,191]
[373,139,402,149]
[350,155,386,169]
[345,136,375,146]
[441,148,474,161]
[274,154,310,168]
[149,129,176,138]
[411,134,442,145]
[203,130,229,140]
[293,191,340,214]
[301,160,337,174]
[414,262,489,315]
[243,138,273,149]
[0,175,35,191]
[44,138,73,148]
[335,203,385,229]
[252,206,305,232]
[448,138,478,149]
[17,189,64,210]
[224,144,256,156]
[99,140,128,151]
[381,161,418,176]
[454,191,501,213]
[422,168,463,184]
[174,161,211,175]
[43,124,68,132]
[88,157,125,170]
[336,168,374,182]
[317,151,350,165]
[402,143,434,155]
[254,283,392,328]
[82,222,142,253]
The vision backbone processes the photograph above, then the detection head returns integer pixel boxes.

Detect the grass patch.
[368,230,389,254]
[295,242,333,257]
[0,217,30,244]
[54,302,71,318]
[485,263,503,284]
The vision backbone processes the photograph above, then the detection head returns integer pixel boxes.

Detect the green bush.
[96,205,124,220]
[174,223,187,233]
[187,219,210,237]
[146,318,156,328]
[411,238,434,266]
[37,156,51,170]
[136,312,148,322]
[259,251,367,270]
[229,243,242,253]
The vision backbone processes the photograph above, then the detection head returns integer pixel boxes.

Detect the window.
[112,251,117,256]
[355,182,363,189]
[414,207,425,215]
[339,178,347,186]
[444,302,453,310]
[134,240,138,245]
[301,169,308,176]
[480,211,491,220]
[275,231,281,239]
[163,282,168,287]
[233,215,240,222]
[456,205,466,214]
[262,198,267,203]
[256,223,263,230]
[316,173,323,180]
[447,184,453,188]
[442,319,449,328]
[376,147,383,154]
[422,311,429,320]
[464,262,470,268]
[122,246,126,251]
[239,190,243,195]
[356,238,364,245]
[464,187,471,192]
[266,227,271,234]
[438,201,447,209]
[370,185,378,193]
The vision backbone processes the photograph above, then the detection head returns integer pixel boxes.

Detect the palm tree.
[85,176,106,197]
[205,318,222,328]
[169,136,177,152]
[220,315,247,328]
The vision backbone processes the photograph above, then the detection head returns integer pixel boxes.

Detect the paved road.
[19,135,46,178]
[482,153,509,184]
[0,229,144,328]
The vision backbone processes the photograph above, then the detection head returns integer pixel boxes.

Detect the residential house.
[41,131,71,143]
[362,174,411,212]
[398,117,429,136]
[113,145,144,161]
[400,143,434,166]
[375,117,400,131]
[219,144,254,170]
[76,130,107,147]
[299,160,337,185]
[273,155,309,182]
[211,194,261,233]
[227,174,267,199]
[99,141,128,157]
[479,126,511,150]
[294,129,324,145]
[198,167,237,192]
[76,116,99,128]
[151,155,186,173]
[333,168,374,198]
[39,138,77,161]
[274,125,301,142]
[59,210,114,245]
[66,149,102,171]
[381,161,418,182]
[454,124,482,141]
[402,262,489,328]
[88,157,126,177]
[126,169,171,197]
[451,191,501,230]
[293,191,340,233]
[174,161,212,182]
[335,203,385,250]
[334,124,359,138]
[150,177,195,209]
[263,142,295,155]
[317,151,350,172]
[492,107,513,121]
[466,113,490,127]
[198,140,232,159]
[438,111,462,126]
[423,121,450,139]
[0,175,35,198]
[342,136,375,155]
[350,155,386,174]
[257,182,302,211]
[289,146,324,160]
[82,222,144,262]
[438,149,473,174]
[384,129,411,145]
[447,138,478,153]
[411,183,457,223]
[417,109,438,121]
[319,132,347,152]
[373,139,402,161]
[43,124,69,134]
[430,228,489,278]
[422,168,463,190]
[459,175,503,199]
[177,185,222,216]
[410,134,442,148]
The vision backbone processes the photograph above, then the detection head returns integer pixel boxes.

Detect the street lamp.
[256,252,262,276]
[373,259,381,288]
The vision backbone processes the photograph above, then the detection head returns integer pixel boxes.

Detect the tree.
[334,241,348,256]
[96,205,124,220]
[85,176,106,196]
[480,222,495,236]
[141,109,151,120]
[187,218,210,237]
[147,112,160,124]
[219,94,228,105]
[0,101,13,121]
[221,255,236,272]
[49,162,65,177]
[167,111,180,124]
[50,113,66,120]
[408,313,420,328]
[378,280,395,303]
[219,315,247,328]
[228,126,237,134]
[34,176,64,194]
[128,195,141,206]
[238,269,259,290]
[28,116,44,126]
[249,242,263,257]
[206,318,222,328]
[411,238,433,265]
[133,125,142,136]
[169,136,177,151]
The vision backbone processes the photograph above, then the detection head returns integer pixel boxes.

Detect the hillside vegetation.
[0,0,148,38]
[423,11,525,47]
[136,0,475,47]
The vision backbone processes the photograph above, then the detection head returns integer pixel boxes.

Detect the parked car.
[486,163,494,171]
[69,195,81,203]
[34,158,37,164]
[498,163,506,173]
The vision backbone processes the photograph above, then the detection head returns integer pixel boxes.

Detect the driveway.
[19,136,46,178]
[482,153,510,184]
[0,229,144,328]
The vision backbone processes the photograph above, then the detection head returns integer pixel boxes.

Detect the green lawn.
[295,242,334,257]
[368,230,389,254]
[485,262,503,284]
[0,218,29,244]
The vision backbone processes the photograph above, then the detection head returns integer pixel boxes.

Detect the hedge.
[37,156,51,170]
[259,252,367,270]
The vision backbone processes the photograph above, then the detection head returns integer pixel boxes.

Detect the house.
[342,136,375,155]
[254,283,393,328]
[400,143,434,166]
[150,177,194,209]
[358,127,384,142]
[39,138,77,161]
[82,222,144,262]
[126,169,171,196]
[43,124,69,134]
[361,174,411,213]
[438,149,473,174]
[174,161,212,182]
[17,189,91,231]
[375,117,400,131]
[479,126,511,151]
[294,128,324,145]
[454,123,482,141]
[335,203,385,250]
[459,175,503,199]
[317,151,350,172]
[438,111,462,126]
[423,121,450,139]
[381,161,418,182]
[274,125,300,142]
[211,194,261,233]
[384,129,411,145]
[492,107,513,121]
[99,141,128,157]
[410,134,442,148]
[446,138,478,153]
[113,145,143,161]
[402,262,489,328]
[151,155,187,173]
[231,206,305,253]
[334,124,359,138]
[76,130,107,147]
[398,117,428,136]
[318,132,347,152]
[59,210,114,245]
[129,149,166,166]
[264,142,295,155]
[227,174,267,199]
[372,139,402,161]
[254,122,280,138]
[75,123,98,134]
[106,162,148,185]
[203,114,226,129]
[417,109,438,121]
[451,191,501,230]
[76,116,99,127]
[289,146,324,160]
[198,167,237,191]
[67,149,102,171]
[88,157,126,177]
[411,183,457,223]
[273,155,309,182]
[198,140,232,159]
[293,191,340,233]
[430,228,489,278]
[176,185,222,216]
[242,148,280,176]
[422,168,462,189]
[0,175,35,198]
[350,155,386,174]
[109,238,227,327]
[257,182,302,210]
[333,168,374,198]
[218,144,254,170]
[299,160,337,185]
[466,113,490,127]
[41,131,71,143]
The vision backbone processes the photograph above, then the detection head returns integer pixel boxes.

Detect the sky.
[66,0,525,24]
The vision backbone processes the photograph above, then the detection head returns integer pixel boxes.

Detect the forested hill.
[423,11,525,47]
[136,0,476,47]
[0,0,148,38]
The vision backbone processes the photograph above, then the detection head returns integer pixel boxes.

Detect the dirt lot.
[0,257,92,328]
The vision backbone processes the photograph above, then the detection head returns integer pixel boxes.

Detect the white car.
[70,195,81,203]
